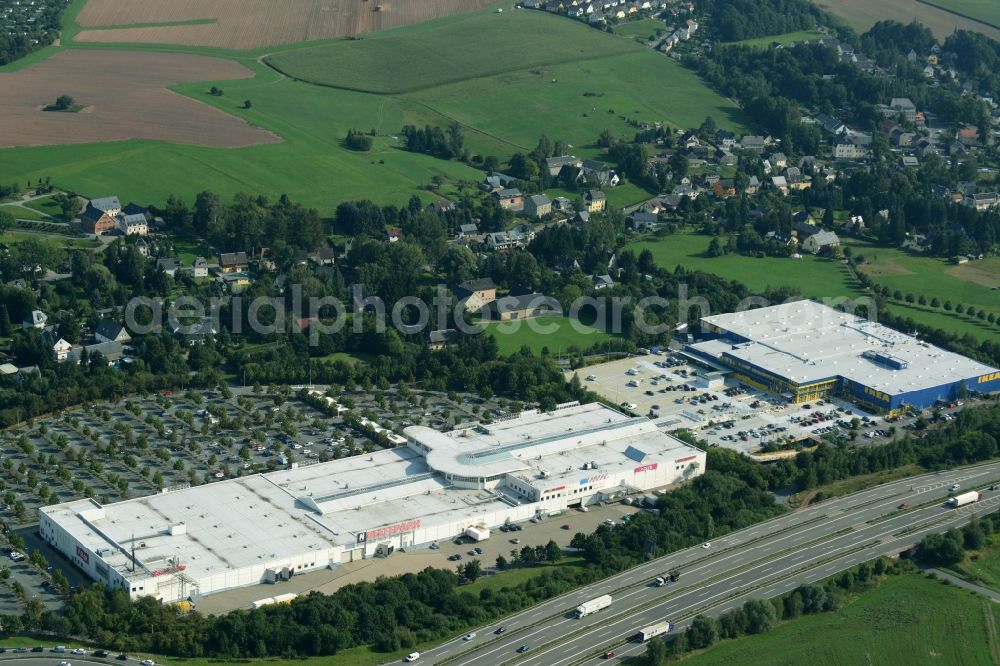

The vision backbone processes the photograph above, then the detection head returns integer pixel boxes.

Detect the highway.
[411,461,1000,666]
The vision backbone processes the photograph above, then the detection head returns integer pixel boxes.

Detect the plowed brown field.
[0,50,280,148]
[74,0,495,49]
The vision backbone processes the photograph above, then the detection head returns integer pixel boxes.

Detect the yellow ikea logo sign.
[980,372,1000,384]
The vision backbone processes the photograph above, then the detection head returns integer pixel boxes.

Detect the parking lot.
[568,354,892,455]
[0,383,504,613]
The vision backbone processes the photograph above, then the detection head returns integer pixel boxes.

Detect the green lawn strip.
[0,204,56,222]
[786,464,922,508]
[725,30,827,48]
[80,19,218,31]
[677,574,999,666]
[21,195,64,218]
[483,316,615,356]
[612,18,668,40]
[462,556,588,595]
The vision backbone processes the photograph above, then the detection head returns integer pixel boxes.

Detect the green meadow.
[1,8,744,214]
[484,316,615,355]
[679,574,1000,666]
[626,231,862,298]
[727,30,827,48]
[613,18,668,40]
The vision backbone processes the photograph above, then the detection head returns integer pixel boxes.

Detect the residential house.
[52,338,72,362]
[630,211,659,231]
[889,97,917,122]
[22,310,47,331]
[816,113,847,135]
[545,155,581,176]
[590,274,615,290]
[156,257,178,277]
[771,176,789,195]
[740,135,766,153]
[79,204,117,235]
[494,188,524,210]
[134,238,150,257]
[588,10,605,23]
[490,293,559,320]
[745,175,761,195]
[801,230,841,254]
[192,257,209,278]
[219,251,249,273]
[428,329,460,350]
[523,194,552,220]
[385,226,402,243]
[119,213,148,236]
[958,126,981,147]
[770,152,788,168]
[89,196,122,218]
[94,320,131,345]
[717,151,738,167]
[901,155,919,168]
[890,129,916,147]
[713,179,736,198]
[581,160,619,187]
[309,247,337,266]
[457,223,479,238]
[585,189,607,212]
[454,277,498,312]
[716,129,736,150]
[833,137,869,160]
[0,363,16,376]
[70,340,125,366]
[964,192,1000,211]
[427,199,455,214]
[681,132,700,149]
[482,171,517,192]
[486,229,530,251]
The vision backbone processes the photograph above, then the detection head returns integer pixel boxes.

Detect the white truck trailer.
[637,620,673,641]
[575,594,613,618]
[948,491,982,508]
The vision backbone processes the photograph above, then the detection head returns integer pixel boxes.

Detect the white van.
[405,652,420,662]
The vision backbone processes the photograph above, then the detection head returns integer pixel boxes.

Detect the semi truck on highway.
[654,571,680,586]
[575,594,613,618]
[637,620,673,641]
[948,491,982,508]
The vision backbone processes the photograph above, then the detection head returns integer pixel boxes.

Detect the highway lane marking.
[430,463,1000,664]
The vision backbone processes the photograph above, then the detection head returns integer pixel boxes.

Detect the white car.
[58,661,71,666]
[604,519,616,526]
[405,653,420,663]
[701,542,711,549]
[463,632,477,641]
[141,660,155,666]
[586,375,597,381]
[950,483,961,491]
[72,648,87,655]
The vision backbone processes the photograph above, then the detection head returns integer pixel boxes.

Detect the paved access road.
[409,461,1000,666]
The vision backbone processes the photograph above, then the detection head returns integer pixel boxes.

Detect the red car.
[603,651,615,659]
[561,524,571,530]
[163,390,173,397]
[898,503,909,510]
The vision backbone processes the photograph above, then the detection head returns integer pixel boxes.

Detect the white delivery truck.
[637,620,673,641]
[948,491,982,508]
[575,594,613,618]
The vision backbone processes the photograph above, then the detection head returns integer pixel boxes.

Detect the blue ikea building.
[687,301,1000,414]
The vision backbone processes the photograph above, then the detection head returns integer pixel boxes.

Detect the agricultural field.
[0,59,483,210]
[680,573,1000,666]
[0,9,742,213]
[266,11,640,94]
[919,0,1000,29]
[815,0,1000,41]
[0,49,278,148]
[72,0,498,49]
[484,316,615,356]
